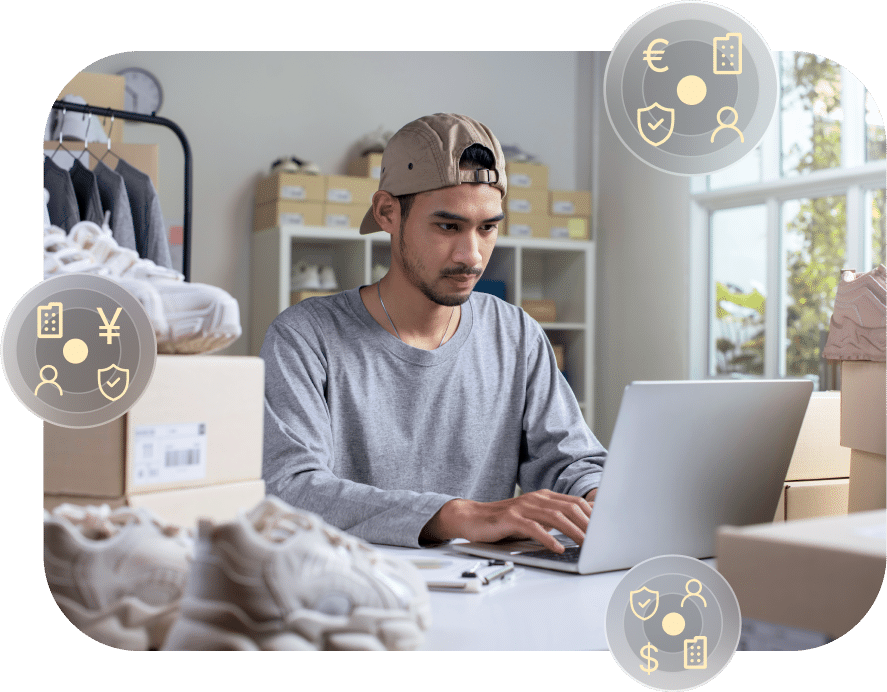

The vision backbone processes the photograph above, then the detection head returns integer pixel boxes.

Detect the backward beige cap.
[359,113,507,235]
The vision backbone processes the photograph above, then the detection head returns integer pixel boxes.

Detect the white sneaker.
[822,265,887,361]
[43,225,171,341]
[357,126,394,156]
[318,266,338,290]
[66,220,242,354]
[44,504,193,650]
[291,262,322,290]
[162,496,431,651]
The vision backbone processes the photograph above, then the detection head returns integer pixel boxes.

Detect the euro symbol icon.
[643,38,669,72]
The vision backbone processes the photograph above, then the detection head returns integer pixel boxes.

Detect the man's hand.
[420,489,596,554]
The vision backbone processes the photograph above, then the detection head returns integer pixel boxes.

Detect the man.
[262,113,606,552]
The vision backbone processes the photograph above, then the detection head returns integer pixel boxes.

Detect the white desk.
[377,543,642,651]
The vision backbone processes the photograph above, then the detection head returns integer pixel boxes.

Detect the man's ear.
[372,190,400,236]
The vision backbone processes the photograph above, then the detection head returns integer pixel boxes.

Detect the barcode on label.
[165,449,200,467]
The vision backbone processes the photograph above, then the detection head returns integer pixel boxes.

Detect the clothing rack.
[50,100,193,281]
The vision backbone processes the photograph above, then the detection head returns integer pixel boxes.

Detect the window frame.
[689,57,886,382]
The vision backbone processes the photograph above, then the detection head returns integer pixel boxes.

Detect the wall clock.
[117,67,164,118]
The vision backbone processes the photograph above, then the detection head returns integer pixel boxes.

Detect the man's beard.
[397,224,481,307]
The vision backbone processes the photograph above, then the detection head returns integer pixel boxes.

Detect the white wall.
[74,51,691,446]
[82,51,582,353]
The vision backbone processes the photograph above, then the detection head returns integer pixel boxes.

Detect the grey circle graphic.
[606,555,741,691]
[604,1,777,175]
[1,274,156,428]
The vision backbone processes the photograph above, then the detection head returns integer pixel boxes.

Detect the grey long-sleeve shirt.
[261,287,606,548]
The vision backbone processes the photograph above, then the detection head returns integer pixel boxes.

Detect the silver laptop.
[452,379,814,574]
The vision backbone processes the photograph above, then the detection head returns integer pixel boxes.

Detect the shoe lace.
[51,504,191,545]
[74,217,182,281]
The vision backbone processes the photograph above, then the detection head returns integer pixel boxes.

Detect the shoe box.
[505,161,549,190]
[45,479,266,528]
[256,172,327,205]
[347,152,383,179]
[254,199,324,231]
[325,175,377,207]
[44,355,265,518]
[716,510,886,639]
[773,478,849,522]
[549,190,591,217]
[322,203,368,229]
[521,299,557,323]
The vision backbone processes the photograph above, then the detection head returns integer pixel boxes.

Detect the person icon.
[35,364,63,397]
[711,106,744,143]
[681,578,707,608]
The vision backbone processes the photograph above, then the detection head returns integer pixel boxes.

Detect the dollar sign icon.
[639,642,659,675]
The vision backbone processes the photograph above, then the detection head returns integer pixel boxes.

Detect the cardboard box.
[325,175,377,206]
[253,200,324,231]
[773,478,849,522]
[44,355,265,497]
[291,289,338,305]
[716,510,886,638]
[840,361,886,455]
[785,391,850,481]
[347,153,383,179]
[323,202,368,229]
[255,173,326,205]
[550,190,591,216]
[56,71,126,144]
[505,213,550,239]
[552,344,565,372]
[848,449,886,513]
[522,299,557,323]
[505,161,549,189]
[505,189,549,215]
[43,142,159,190]
[549,217,590,241]
[45,479,266,529]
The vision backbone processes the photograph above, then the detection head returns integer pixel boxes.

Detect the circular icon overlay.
[604,1,778,175]
[606,555,741,691]
[2,274,156,428]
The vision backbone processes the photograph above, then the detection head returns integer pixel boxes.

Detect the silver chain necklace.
[377,279,455,349]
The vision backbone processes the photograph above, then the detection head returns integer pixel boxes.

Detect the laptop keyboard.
[524,545,582,563]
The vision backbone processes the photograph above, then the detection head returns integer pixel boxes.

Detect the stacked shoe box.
[323,175,377,229]
[347,152,383,179]
[44,355,266,527]
[503,162,591,241]
[772,392,850,521]
[253,173,326,231]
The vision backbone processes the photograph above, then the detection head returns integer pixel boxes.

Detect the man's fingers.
[516,517,567,553]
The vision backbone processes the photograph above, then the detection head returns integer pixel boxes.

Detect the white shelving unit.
[250,225,596,427]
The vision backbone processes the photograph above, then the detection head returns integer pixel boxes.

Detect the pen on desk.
[461,561,484,578]
[479,563,515,584]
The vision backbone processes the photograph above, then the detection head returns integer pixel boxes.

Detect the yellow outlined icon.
[681,578,708,608]
[711,106,745,143]
[98,364,130,401]
[642,38,669,72]
[684,635,708,669]
[630,586,660,620]
[713,33,742,74]
[97,306,123,345]
[37,302,63,338]
[637,103,675,147]
[35,364,63,397]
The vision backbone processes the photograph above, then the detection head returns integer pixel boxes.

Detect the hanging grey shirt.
[94,160,137,252]
[116,158,173,268]
[43,156,80,231]
[69,158,105,226]
[261,287,607,548]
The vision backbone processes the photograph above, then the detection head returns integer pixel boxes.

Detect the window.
[690,52,886,390]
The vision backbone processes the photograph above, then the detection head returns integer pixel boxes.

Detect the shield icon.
[637,103,675,147]
[629,586,660,620]
[98,364,130,402]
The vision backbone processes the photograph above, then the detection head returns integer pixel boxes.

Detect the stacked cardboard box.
[841,360,886,512]
[44,356,266,527]
[503,162,590,241]
[772,392,850,521]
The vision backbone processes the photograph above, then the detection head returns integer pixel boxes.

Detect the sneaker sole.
[54,594,179,650]
[162,597,431,651]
